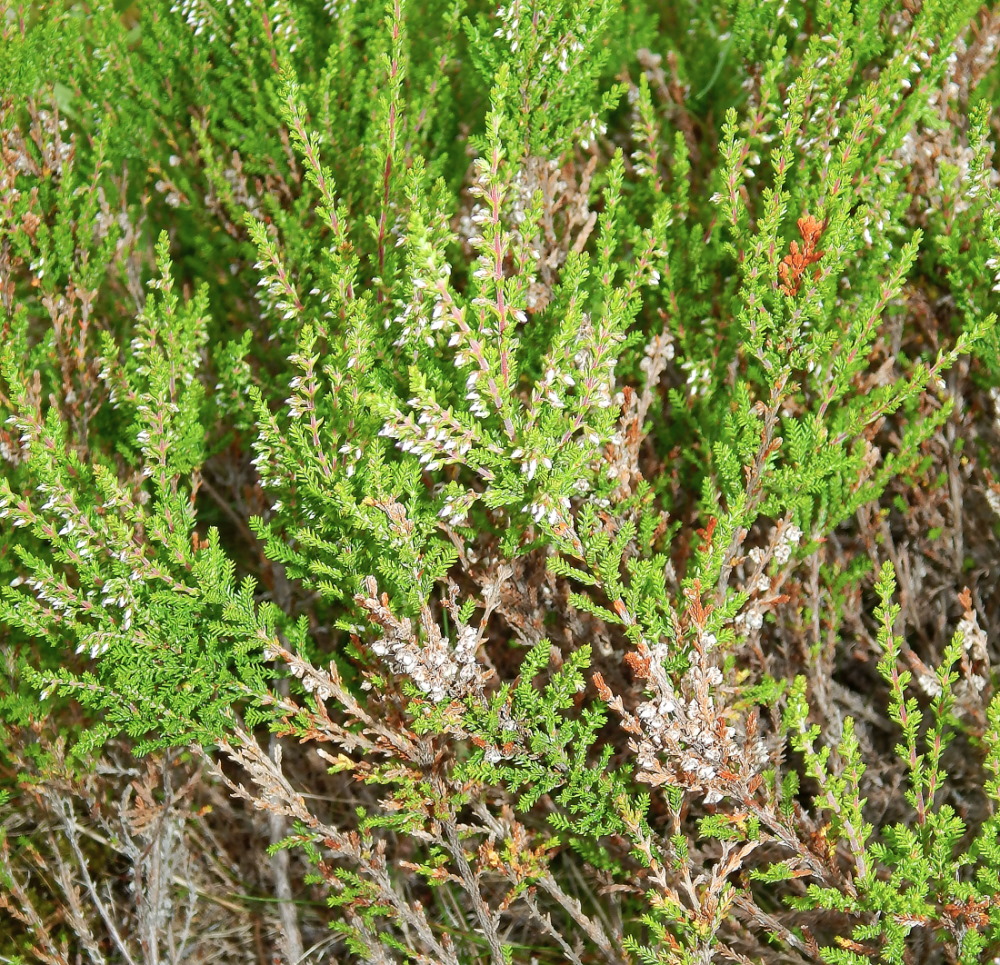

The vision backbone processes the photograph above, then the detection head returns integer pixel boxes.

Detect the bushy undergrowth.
[2,0,1000,961]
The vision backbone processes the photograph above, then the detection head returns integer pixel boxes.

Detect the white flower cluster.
[75,631,114,660]
[575,347,618,411]
[773,523,802,564]
[530,312,623,422]
[31,109,73,177]
[356,577,487,703]
[391,241,454,350]
[896,38,1000,222]
[379,397,496,480]
[283,380,314,422]
[153,178,185,209]
[520,490,572,528]
[577,116,607,152]
[171,0,299,52]
[2,412,37,462]
[679,357,712,398]
[95,576,139,633]
[623,632,769,806]
[0,125,26,226]
[491,1,587,79]
[507,159,555,307]
[530,364,574,413]
[956,607,990,695]
[9,572,77,614]
[437,489,479,528]
[4,477,99,561]
[734,605,765,633]
[735,523,804,634]
[0,427,25,466]
[6,561,121,658]
[322,0,357,16]
[491,1,522,48]
[510,448,552,483]
[266,646,337,703]
[249,445,276,489]
[169,0,221,41]
[459,157,558,320]
[254,257,301,325]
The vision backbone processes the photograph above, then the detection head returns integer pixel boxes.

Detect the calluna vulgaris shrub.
[2,0,1000,961]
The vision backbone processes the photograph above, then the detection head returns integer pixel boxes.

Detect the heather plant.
[1,0,1000,963]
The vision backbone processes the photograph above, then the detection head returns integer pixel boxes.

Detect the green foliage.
[1,0,999,961]
[783,563,1000,963]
